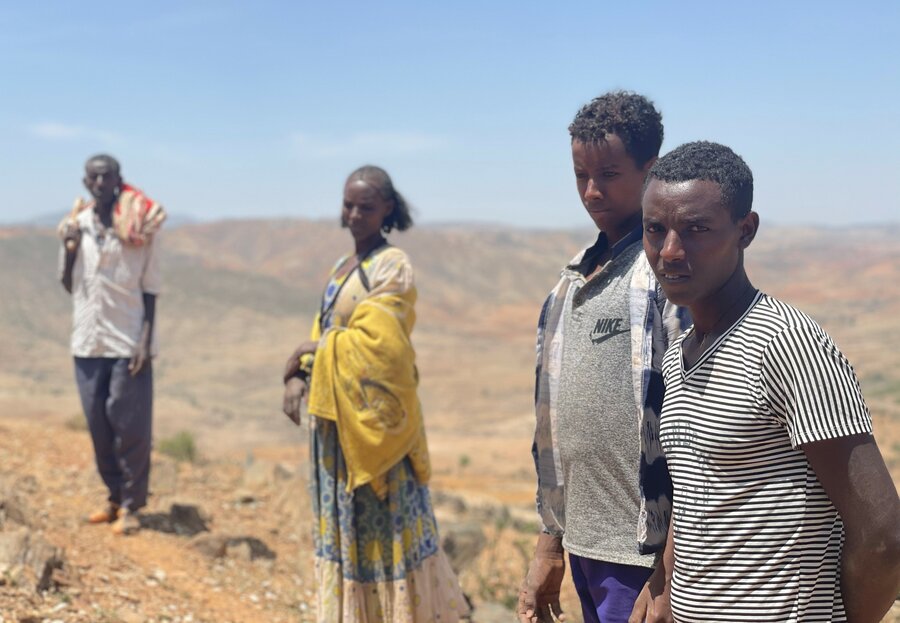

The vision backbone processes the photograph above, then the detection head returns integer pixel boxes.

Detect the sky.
[1,1,897,228]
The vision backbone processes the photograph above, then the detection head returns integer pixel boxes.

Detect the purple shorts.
[569,553,654,623]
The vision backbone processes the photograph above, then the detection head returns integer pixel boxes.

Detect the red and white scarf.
[57,183,166,246]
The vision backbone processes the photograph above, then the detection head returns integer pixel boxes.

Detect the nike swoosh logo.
[590,328,629,345]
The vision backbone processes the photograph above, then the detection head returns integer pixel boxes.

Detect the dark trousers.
[569,553,654,623]
[74,357,153,512]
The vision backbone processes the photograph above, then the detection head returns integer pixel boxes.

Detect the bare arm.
[282,341,317,425]
[803,434,900,623]
[283,340,318,382]
[629,512,675,623]
[60,225,81,294]
[129,293,156,376]
[517,532,566,623]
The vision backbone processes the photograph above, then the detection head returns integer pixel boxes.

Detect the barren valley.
[1,220,898,622]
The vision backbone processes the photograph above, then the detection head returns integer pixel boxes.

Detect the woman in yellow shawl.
[282,166,468,622]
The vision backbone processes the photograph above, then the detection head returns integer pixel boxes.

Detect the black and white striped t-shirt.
[660,292,872,622]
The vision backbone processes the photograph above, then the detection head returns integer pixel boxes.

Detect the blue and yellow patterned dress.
[307,246,467,622]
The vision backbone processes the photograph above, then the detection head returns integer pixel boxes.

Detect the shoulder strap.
[356,242,393,292]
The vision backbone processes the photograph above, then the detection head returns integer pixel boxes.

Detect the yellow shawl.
[307,255,430,499]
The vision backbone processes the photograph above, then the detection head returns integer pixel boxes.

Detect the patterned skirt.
[310,418,468,622]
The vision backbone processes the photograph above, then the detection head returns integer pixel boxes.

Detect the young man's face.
[642,178,757,309]
[572,135,654,237]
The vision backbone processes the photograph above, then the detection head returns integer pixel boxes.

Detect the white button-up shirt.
[59,208,161,358]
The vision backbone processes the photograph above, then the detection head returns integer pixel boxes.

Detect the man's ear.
[739,211,759,249]
[641,156,657,175]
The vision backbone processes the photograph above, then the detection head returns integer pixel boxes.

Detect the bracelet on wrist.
[284,369,308,385]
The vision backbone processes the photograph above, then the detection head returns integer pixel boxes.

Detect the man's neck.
[690,270,756,335]
[582,221,641,278]
[94,200,115,227]
[604,212,643,248]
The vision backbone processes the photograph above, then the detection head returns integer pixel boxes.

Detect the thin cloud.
[29,122,83,140]
[290,131,448,158]
[28,122,122,145]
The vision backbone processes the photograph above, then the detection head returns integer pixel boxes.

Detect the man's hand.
[129,317,152,377]
[629,564,673,623]
[128,341,149,376]
[282,377,308,425]
[63,222,82,253]
[61,223,81,293]
[517,534,566,623]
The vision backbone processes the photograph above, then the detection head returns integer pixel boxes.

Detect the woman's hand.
[283,340,318,381]
[282,377,308,426]
[293,340,319,356]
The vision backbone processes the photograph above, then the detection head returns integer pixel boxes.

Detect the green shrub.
[157,431,197,463]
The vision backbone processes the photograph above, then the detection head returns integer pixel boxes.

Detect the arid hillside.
[0,220,898,621]
[2,220,898,455]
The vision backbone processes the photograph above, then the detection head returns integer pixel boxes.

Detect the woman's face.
[342,179,393,243]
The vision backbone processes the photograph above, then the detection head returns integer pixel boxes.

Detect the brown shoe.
[86,504,119,524]
[111,508,140,536]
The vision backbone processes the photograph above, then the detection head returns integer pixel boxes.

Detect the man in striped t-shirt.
[639,141,900,622]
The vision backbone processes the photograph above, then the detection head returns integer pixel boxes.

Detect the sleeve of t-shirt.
[140,233,162,295]
[761,324,872,448]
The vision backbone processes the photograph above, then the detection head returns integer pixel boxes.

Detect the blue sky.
[1,1,897,227]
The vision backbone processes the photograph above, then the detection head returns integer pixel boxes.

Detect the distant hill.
[1,220,898,476]
[3,211,201,229]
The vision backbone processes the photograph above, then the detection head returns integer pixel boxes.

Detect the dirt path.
[0,419,313,622]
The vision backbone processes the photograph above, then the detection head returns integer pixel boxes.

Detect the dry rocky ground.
[0,417,313,622]
[0,416,556,623]
[3,415,897,623]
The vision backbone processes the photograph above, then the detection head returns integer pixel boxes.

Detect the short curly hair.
[647,142,753,220]
[568,91,664,168]
[344,165,413,233]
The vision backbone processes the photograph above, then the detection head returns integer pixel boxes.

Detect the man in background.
[59,154,164,536]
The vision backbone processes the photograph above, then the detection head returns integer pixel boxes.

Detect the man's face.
[572,135,653,235]
[642,178,756,308]
[83,159,121,205]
